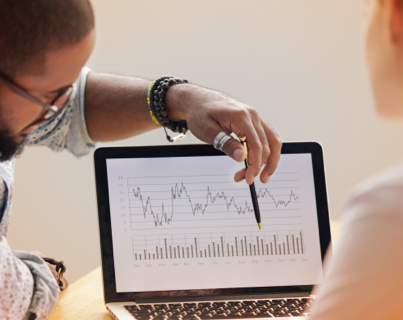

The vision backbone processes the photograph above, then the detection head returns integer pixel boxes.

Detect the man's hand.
[165,84,282,185]
[31,251,68,290]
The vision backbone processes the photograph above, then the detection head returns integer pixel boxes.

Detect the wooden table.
[47,220,341,320]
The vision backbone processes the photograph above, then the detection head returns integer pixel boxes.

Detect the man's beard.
[0,129,25,162]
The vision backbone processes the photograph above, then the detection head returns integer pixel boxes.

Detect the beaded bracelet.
[147,76,189,142]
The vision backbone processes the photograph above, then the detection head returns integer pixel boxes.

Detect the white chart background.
[106,154,323,292]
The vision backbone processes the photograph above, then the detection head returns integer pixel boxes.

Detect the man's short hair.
[0,0,95,78]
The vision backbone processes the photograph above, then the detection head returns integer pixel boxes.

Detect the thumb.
[221,138,247,162]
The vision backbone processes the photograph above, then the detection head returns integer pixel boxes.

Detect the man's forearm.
[84,71,282,185]
[84,72,160,142]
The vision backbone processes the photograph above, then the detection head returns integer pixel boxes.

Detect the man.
[0,0,281,319]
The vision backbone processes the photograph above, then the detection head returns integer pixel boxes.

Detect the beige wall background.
[7,0,403,283]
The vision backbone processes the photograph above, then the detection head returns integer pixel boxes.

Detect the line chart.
[128,177,301,230]
[129,182,254,227]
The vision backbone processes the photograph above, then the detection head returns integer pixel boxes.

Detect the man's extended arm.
[84,72,157,142]
[84,72,282,185]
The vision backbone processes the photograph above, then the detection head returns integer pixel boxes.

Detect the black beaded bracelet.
[147,76,189,142]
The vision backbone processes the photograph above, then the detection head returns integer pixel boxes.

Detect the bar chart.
[132,230,305,261]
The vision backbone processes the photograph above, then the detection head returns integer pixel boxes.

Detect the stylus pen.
[239,137,262,230]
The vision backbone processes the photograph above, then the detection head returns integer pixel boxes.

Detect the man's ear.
[388,0,403,44]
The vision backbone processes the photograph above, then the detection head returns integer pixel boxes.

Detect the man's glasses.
[0,71,77,124]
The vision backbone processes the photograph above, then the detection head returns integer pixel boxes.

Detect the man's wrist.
[165,83,234,123]
[165,83,195,121]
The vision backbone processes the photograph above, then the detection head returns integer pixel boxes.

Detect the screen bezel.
[94,142,331,303]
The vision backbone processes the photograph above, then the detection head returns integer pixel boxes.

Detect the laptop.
[94,142,331,320]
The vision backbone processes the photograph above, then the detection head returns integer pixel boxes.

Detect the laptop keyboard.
[124,298,313,319]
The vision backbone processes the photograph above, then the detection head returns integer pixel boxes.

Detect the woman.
[310,0,403,319]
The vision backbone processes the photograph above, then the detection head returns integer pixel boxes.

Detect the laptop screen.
[103,147,325,294]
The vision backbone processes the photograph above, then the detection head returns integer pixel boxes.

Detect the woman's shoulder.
[344,163,403,220]
[354,163,403,193]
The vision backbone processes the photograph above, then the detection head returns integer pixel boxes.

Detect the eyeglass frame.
[0,70,77,123]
